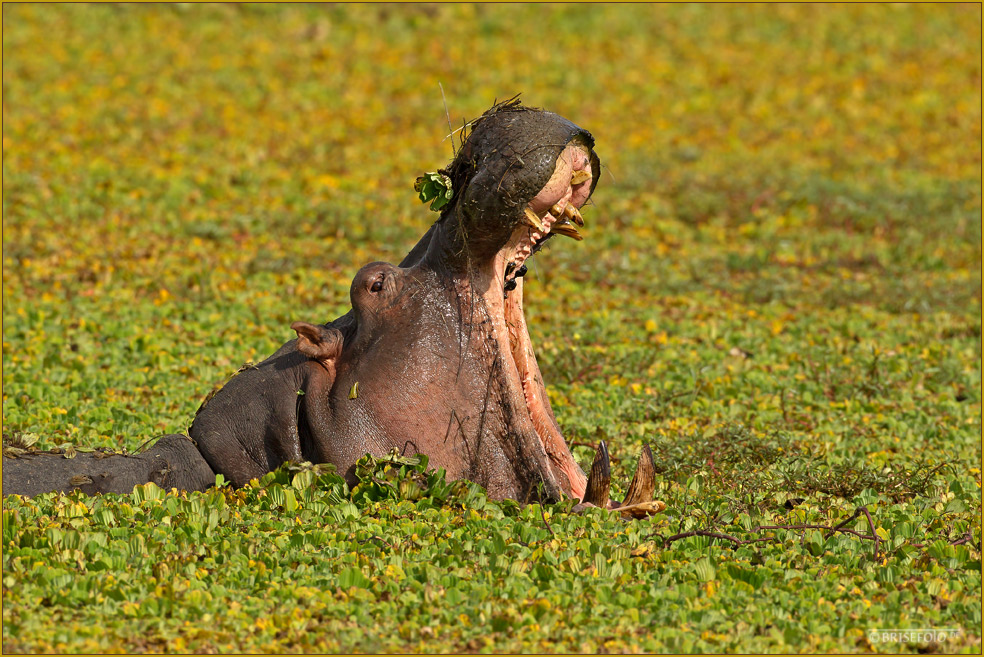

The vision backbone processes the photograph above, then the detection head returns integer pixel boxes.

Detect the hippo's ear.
[291,322,343,363]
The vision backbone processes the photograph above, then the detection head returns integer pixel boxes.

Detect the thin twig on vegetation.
[859,505,880,557]
[540,502,555,538]
[654,505,973,557]
[824,508,862,540]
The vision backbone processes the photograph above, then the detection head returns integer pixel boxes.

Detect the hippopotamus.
[2,99,656,510]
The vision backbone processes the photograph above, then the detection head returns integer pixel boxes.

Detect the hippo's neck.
[400,222,439,268]
[402,210,503,280]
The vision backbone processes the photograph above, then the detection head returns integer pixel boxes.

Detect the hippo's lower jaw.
[450,144,588,501]
[495,243,588,501]
[485,241,658,508]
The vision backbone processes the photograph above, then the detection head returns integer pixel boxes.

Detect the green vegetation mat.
[2,4,980,653]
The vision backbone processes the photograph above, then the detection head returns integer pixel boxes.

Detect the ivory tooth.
[617,500,667,519]
[620,444,656,508]
[523,207,546,231]
[563,205,584,227]
[571,169,591,185]
[550,203,564,217]
[571,205,584,226]
[551,222,583,241]
[581,441,611,509]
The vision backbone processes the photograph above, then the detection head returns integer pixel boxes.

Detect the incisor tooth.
[571,169,591,185]
[523,207,546,231]
[550,203,564,217]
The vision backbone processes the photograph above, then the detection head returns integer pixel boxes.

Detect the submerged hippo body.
[1,435,216,498]
[3,100,654,507]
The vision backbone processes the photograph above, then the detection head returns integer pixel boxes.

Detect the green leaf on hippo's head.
[414,171,453,211]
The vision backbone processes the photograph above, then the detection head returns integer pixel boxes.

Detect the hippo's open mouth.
[483,141,596,501]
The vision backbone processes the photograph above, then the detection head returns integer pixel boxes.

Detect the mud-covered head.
[440,98,601,260]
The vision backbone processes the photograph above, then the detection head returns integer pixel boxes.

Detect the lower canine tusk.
[581,440,611,507]
[620,444,656,507]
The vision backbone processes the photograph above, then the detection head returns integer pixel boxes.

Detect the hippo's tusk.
[620,444,657,508]
[618,499,667,519]
[523,207,547,232]
[563,204,584,227]
[550,222,583,241]
[581,440,611,508]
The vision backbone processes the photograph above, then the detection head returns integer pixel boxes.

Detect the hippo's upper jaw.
[432,99,600,268]
[497,138,595,290]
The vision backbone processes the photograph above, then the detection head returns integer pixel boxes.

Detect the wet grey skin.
[1,435,215,498]
[2,100,655,507]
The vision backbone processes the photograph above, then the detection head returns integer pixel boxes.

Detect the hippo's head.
[438,98,601,264]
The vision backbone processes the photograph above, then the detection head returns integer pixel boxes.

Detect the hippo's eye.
[370,278,384,293]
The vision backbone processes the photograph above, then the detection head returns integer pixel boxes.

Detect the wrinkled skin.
[3,100,656,508]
